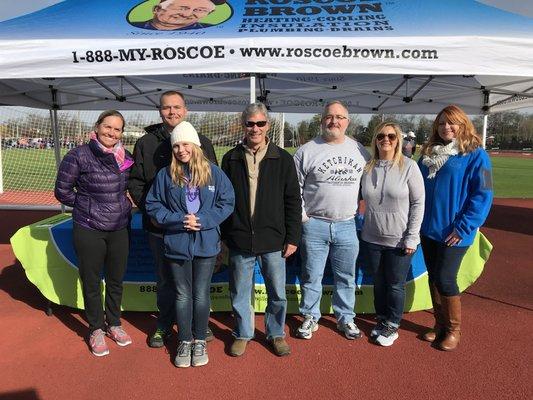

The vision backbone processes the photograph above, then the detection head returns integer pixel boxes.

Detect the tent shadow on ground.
[0,261,87,339]
[484,204,533,235]
[208,312,291,356]
[0,262,47,312]
[0,389,40,400]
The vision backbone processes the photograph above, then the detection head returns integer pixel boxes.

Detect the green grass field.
[1,148,532,198]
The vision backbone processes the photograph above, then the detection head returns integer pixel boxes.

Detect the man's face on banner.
[152,0,216,30]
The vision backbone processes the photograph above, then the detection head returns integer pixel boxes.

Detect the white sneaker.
[192,340,208,367]
[375,324,399,347]
[297,315,319,339]
[174,341,192,368]
[337,321,362,340]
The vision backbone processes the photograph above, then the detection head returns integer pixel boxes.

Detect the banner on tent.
[0,1,532,78]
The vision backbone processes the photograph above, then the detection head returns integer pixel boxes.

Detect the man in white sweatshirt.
[294,101,370,340]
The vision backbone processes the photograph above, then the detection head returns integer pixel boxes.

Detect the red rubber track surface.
[0,200,532,400]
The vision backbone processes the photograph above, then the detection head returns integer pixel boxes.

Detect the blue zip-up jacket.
[418,147,493,247]
[145,163,235,260]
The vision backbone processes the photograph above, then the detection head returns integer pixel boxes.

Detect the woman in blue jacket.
[55,110,134,357]
[418,105,493,351]
[145,121,234,368]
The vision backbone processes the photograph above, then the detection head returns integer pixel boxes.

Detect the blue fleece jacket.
[145,164,235,260]
[418,147,493,247]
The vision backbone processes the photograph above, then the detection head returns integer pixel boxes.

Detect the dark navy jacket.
[145,164,235,260]
[54,139,133,231]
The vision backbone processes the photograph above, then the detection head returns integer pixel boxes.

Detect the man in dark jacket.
[128,90,217,347]
[221,102,301,358]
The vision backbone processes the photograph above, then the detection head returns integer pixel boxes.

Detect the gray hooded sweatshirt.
[361,157,425,249]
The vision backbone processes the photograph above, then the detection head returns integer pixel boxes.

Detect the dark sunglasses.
[377,133,397,141]
[245,120,267,128]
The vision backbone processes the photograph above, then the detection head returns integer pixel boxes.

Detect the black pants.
[420,236,468,296]
[73,224,129,333]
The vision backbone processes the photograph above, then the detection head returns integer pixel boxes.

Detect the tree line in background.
[2,109,532,151]
[285,111,533,149]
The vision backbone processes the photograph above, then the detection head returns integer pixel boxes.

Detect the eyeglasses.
[324,114,348,121]
[376,133,397,141]
[245,120,268,128]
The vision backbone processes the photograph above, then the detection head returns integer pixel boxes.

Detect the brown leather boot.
[422,284,444,342]
[438,295,461,351]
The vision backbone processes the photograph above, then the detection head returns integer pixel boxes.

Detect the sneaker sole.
[113,339,132,347]
[91,349,109,357]
[174,362,191,368]
[192,358,209,367]
[376,334,399,347]
[343,332,362,340]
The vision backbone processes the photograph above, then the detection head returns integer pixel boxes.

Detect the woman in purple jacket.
[55,110,134,357]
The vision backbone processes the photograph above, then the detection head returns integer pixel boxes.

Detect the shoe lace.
[301,316,315,330]
[345,322,359,333]
[380,324,397,338]
[193,341,206,356]
[177,341,192,356]
[91,329,105,346]
[110,326,126,337]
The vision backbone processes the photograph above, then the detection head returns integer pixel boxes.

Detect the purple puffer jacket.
[54,139,133,231]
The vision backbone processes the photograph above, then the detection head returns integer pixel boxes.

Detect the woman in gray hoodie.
[361,122,425,346]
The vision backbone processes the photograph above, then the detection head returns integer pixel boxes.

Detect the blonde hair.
[170,144,212,187]
[365,121,404,172]
[421,105,481,156]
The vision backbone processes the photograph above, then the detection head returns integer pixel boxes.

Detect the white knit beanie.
[170,121,201,147]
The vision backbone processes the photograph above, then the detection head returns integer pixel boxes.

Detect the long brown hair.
[170,144,211,187]
[365,121,404,172]
[421,105,481,156]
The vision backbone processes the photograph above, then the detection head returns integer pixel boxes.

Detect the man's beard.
[322,127,344,140]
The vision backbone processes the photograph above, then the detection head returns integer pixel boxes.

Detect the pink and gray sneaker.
[89,329,109,357]
[107,325,132,347]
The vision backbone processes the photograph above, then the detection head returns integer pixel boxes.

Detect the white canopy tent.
[0,0,531,111]
[0,0,532,142]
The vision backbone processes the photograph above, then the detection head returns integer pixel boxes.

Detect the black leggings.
[421,236,468,296]
[73,224,129,333]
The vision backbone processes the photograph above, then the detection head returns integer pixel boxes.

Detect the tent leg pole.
[45,299,54,316]
[0,133,4,194]
[482,114,488,149]
[279,113,285,149]
[250,75,256,104]
[50,109,65,213]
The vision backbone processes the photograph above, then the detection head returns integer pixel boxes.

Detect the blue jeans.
[167,256,216,341]
[148,233,175,331]
[229,249,287,340]
[421,236,468,296]
[362,240,414,327]
[299,217,358,325]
